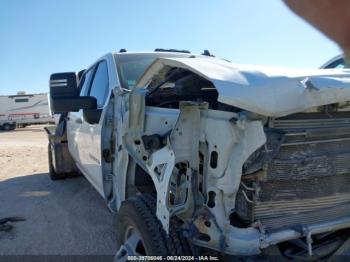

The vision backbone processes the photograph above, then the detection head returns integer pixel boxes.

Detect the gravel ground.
[0,126,116,259]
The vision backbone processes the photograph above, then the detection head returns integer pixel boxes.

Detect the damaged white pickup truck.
[47,50,350,260]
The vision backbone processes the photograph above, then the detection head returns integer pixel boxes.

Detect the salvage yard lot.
[0,126,116,256]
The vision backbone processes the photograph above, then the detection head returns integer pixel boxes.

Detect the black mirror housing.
[50,72,78,98]
[83,109,102,124]
[50,72,79,113]
[49,72,98,113]
[53,96,97,112]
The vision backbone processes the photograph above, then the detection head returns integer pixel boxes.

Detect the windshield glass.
[114,53,191,89]
[325,58,347,69]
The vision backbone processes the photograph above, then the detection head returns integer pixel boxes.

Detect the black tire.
[48,144,66,180]
[139,194,191,256]
[3,123,12,131]
[116,195,168,259]
[117,194,190,260]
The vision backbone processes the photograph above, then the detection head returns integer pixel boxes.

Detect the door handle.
[76,118,83,124]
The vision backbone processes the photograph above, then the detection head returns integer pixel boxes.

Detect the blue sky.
[0,0,342,95]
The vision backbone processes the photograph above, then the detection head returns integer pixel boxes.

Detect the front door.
[67,68,94,167]
[79,60,110,195]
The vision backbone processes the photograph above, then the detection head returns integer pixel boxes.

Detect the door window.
[89,61,109,108]
[79,69,94,96]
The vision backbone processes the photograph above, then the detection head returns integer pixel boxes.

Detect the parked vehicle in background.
[320,54,348,69]
[0,92,54,128]
[0,115,16,131]
[47,49,350,260]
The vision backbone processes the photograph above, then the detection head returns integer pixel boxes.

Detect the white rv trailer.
[0,93,54,127]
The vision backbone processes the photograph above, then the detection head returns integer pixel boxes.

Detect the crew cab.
[48,50,350,260]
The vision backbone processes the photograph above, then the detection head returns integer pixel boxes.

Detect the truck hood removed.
[136,57,350,117]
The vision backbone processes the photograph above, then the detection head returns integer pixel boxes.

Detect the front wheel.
[116,194,191,261]
[116,195,168,260]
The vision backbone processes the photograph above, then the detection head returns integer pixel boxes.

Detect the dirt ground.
[0,125,116,258]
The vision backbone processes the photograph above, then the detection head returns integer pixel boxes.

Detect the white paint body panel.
[67,54,118,197]
[137,57,350,117]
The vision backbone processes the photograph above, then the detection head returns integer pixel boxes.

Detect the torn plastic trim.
[136,57,350,117]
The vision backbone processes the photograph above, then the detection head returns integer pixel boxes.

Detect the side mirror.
[49,72,97,113]
[50,72,78,97]
[53,96,97,112]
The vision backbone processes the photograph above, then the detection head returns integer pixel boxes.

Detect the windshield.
[324,58,347,69]
[114,53,191,89]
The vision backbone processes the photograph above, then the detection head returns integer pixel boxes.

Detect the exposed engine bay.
[239,111,350,231]
[146,67,220,109]
[121,57,350,259]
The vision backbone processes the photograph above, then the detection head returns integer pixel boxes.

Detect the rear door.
[78,60,110,195]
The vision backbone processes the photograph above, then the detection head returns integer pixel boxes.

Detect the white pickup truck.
[48,50,350,260]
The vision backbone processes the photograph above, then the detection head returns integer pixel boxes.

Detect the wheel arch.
[125,158,157,199]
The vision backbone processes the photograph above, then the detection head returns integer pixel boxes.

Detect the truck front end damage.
[122,57,350,258]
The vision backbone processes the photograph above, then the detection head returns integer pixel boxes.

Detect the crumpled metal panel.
[238,112,350,232]
[136,57,350,117]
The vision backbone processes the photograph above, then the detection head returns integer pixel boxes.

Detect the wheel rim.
[115,225,146,261]
[3,124,10,131]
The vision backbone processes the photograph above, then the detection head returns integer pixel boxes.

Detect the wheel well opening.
[134,164,156,194]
